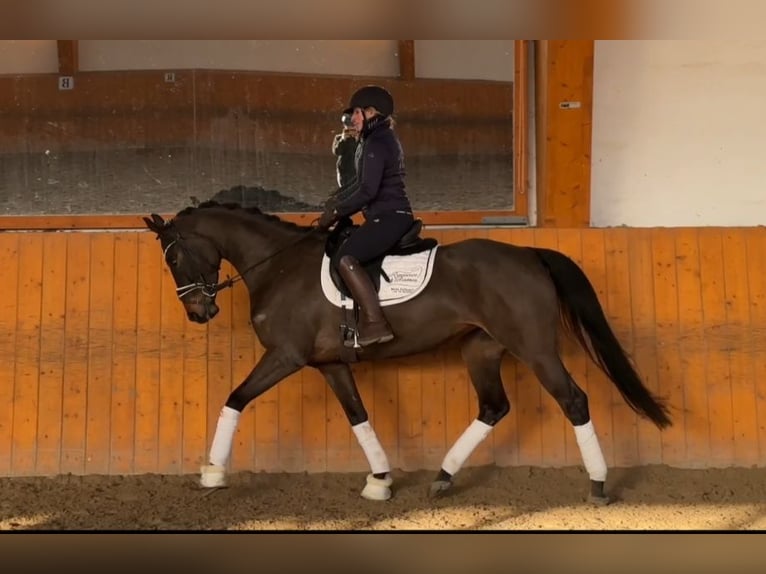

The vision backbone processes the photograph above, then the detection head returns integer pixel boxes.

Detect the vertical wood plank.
[397,355,423,471]
[556,228,590,467]
[508,228,543,467]
[674,228,710,467]
[744,227,766,465]
[372,360,400,470]
[109,234,138,474]
[439,229,471,470]
[697,228,734,466]
[85,234,114,475]
[36,233,68,475]
[277,371,304,472]
[182,313,208,474]
[628,228,662,465]
[533,227,568,467]
[12,234,43,475]
[579,228,615,466]
[536,41,594,227]
[301,365,327,473]
[157,254,184,473]
[60,234,90,475]
[134,232,162,474]
[603,228,639,467]
[420,348,446,470]
[721,229,758,466]
[650,228,686,465]
[0,234,19,475]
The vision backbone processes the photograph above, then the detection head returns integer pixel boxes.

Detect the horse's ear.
[142,213,165,233]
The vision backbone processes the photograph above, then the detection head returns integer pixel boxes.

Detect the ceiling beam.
[398,41,415,81]
[57,41,79,75]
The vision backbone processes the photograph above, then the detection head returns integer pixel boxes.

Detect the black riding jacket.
[330,116,412,220]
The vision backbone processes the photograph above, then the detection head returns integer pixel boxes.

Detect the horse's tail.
[532,247,672,429]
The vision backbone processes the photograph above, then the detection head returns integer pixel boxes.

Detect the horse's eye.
[169,258,178,266]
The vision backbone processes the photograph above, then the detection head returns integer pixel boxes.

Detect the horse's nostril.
[208,303,220,318]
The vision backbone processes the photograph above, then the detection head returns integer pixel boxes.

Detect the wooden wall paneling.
[697,228,735,466]
[649,228,685,465]
[555,227,590,467]
[721,229,759,466]
[12,234,44,475]
[628,228,663,465]
[157,250,185,473]
[532,227,568,468]
[109,234,138,474]
[60,234,91,474]
[602,229,639,466]
[395,354,424,472]
[0,234,20,474]
[182,314,209,474]
[36,233,68,475]
[504,228,541,467]
[84,234,115,475]
[535,41,594,228]
[674,228,710,467]
[134,232,162,474]
[578,228,615,467]
[301,365,328,473]
[744,227,766,464]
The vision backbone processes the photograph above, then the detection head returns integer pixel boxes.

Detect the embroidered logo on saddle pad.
[320,247,439,308]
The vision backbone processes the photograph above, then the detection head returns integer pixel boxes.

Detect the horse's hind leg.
[431,330,510,498]
[530,352,610,505]
[318,362,394,501]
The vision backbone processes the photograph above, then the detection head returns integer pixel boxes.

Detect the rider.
[318,84,414,347]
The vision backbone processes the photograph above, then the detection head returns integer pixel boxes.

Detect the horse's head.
[143,212,222,324]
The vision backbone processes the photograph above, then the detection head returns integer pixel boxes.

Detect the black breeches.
[334,211,414,267]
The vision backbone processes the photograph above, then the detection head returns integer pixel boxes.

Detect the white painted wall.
[77,40,514,81]
[0,40,58,74]
[591,40,766,227]
[415,40,514,81]
[78,40,401,76]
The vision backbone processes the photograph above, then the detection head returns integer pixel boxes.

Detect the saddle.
[324,216,438,298]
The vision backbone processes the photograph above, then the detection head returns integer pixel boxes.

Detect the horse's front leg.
[200,348,305,488]
[318,362,393,501]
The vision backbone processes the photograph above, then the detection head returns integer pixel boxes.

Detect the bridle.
[162,221,323,301]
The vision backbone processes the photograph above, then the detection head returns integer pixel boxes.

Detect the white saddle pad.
[320,247,439,309]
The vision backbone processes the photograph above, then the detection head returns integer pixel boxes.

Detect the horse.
[142,200,672,505]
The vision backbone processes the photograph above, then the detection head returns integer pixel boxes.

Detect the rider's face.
[351,107,377,131]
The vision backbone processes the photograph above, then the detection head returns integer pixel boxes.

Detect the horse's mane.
[173,200,313,233]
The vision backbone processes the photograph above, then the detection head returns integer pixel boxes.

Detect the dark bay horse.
[143,201,672,505]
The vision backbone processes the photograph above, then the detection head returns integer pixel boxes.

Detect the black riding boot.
[338,255,394,346]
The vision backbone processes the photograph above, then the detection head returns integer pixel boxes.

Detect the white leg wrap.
[200,406,241,488]
[573,420,607,482]
[352,420,390,475]
[441,419,493,476]
[208,406,241,466]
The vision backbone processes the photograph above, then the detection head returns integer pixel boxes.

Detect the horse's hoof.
[588,494,611,506]
[361,473,393,501]
[429,479,452,498]
[200,464,227,488]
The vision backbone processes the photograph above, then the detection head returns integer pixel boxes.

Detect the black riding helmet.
[342,85,394,118]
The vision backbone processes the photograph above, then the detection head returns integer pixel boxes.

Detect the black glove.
[317,206,338,230]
